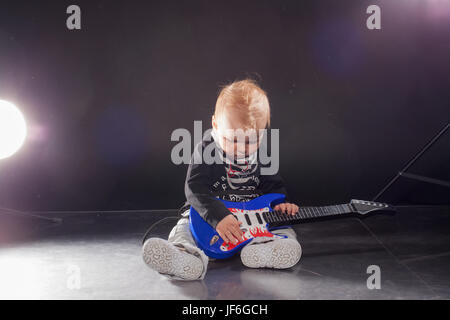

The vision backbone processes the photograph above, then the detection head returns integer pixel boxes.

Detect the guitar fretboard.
[262,204,354,227]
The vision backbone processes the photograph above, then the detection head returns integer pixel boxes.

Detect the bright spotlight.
[0,100,27,160]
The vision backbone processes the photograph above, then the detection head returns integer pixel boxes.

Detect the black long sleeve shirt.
[179,129,290,229]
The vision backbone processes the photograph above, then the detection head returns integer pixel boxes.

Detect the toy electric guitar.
[189,193,395,259]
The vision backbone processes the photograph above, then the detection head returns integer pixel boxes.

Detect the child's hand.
[273,202,299,215]
[216,214,243,244]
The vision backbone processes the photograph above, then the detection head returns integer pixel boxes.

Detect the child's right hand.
[216,214,243,245]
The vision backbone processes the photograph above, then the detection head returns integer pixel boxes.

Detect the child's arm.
[185,161,243,244]
[183,141,236,227]
[185,160,230,229]
[185,142,243,244]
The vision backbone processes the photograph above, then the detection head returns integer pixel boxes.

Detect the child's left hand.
[273,202,299,216]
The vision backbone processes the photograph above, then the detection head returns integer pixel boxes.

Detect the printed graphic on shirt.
[209,128,263,202]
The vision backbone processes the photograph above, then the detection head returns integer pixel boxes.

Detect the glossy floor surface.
[0,206,449,299]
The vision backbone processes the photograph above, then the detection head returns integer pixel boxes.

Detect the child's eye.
[224,138,257,144]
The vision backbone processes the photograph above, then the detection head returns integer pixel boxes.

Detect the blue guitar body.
[189,193,287,259]
[188,193,394,259]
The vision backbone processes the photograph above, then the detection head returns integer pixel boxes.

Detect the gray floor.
[0,206,449,299]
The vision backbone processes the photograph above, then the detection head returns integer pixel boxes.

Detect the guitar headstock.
[350,199,395,215]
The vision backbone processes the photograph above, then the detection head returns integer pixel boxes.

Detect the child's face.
[212,113,264,160]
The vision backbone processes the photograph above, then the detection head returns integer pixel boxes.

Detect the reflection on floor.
[0,206,449,299]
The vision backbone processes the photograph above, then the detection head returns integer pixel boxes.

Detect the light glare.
[0,100,27,160]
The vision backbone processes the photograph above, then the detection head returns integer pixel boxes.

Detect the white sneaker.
[240,239,302,269]
[142,238,204,280]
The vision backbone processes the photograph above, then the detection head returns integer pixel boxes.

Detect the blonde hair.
[214,79,270,130]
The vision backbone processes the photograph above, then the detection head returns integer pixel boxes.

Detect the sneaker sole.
[240,239,302,269]
[142,238,203,280]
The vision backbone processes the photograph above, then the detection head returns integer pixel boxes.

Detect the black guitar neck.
[262,200,393,228]
[263,204,353,227]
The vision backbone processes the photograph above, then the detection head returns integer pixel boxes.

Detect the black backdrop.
[0,0,449,212]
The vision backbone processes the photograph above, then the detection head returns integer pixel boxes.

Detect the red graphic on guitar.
[219,207,285,252]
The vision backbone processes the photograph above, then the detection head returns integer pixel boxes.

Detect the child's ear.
[211,115,217,129]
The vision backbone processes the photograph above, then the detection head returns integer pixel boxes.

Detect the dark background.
[0,0,448,212]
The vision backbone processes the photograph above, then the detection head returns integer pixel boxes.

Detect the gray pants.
[166,210,299,280]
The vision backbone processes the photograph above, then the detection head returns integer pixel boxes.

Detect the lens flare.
[0,100,27,160]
